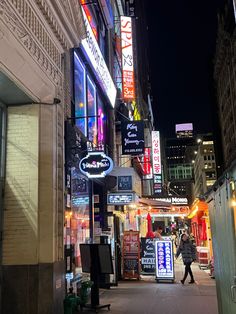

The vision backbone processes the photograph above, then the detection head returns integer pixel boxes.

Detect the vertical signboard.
[141,238,155,274]
[121,16,135,100]
[123,231,140,279]
[155,240,174,282]
[152,131,162,194]
[233,0,236,23]
[121,121,144,155]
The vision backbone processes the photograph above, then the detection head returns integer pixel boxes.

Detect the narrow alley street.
[93,262,218,314]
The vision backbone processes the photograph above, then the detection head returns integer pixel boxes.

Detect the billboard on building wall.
[121,16,135,100]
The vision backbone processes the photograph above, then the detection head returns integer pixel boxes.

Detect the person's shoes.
[180,279,185,285]
[188,280,195,284]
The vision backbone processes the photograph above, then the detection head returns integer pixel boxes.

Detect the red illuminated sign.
[121,16,135,100]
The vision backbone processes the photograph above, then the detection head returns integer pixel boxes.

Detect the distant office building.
[175,123,193,138]
[214,0,236,169]
[164,136,195,204]
[192,135,217,199]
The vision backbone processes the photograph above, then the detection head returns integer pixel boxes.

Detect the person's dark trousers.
[183,262,194,282]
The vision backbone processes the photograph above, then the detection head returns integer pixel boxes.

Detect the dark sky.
[146,0,226,138]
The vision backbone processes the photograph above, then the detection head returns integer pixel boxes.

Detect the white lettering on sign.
[81,8,117,107]
[121,16,135,100]
[152,131,162,175]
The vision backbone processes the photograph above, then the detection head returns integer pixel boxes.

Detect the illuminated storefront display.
[155,240,174,281]
[121,16,135,100]
[74,53,87,136]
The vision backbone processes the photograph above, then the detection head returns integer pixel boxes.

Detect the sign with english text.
[79,152,113,178]
[81,8,117,107]
[141,238,155,274]
[121,16,135,100]
[155,240,175,281]
[121,121,144,155]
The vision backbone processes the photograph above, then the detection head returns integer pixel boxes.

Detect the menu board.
[123,231,140,279]
[155,240,174,281]
[141,238,155,274]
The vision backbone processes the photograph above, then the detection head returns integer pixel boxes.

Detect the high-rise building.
[164,134,195,204]
[192,134,217,199]
[214,0,236,169]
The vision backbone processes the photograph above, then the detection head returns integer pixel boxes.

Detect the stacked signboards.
[123,231,140,280]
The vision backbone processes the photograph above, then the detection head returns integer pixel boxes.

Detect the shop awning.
[138,198,172,209]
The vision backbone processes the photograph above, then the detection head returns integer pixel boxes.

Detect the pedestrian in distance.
[175,233,197,284]
[154,226,163,240]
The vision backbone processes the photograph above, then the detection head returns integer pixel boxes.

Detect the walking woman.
[176,234,197,284]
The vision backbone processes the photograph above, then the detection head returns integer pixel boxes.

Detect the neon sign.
[121,16,135,100]
[81,8,117,108]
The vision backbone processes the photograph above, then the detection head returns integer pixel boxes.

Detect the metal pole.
[89,179,94,243]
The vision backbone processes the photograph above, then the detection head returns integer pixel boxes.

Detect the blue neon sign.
[155,240,174,280]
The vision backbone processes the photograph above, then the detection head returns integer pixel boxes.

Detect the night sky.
[146,0,226,138]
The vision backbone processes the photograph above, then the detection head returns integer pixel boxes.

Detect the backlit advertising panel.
[121,16,135,100]
[152,131,161,175]
[81,8,117,107]
[155,240,174,281]
[121,121,144,155]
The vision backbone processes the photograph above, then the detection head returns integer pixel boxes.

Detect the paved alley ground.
[82,261,218,314]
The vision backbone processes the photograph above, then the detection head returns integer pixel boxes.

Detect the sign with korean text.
[121,16,135,100]
[79,152,113,178]
[123,231,140,279]
[141,238,155,274]
[152,131,162,174]
[121,121,144,155]
[155,240,174,281]
[81,8,117,108]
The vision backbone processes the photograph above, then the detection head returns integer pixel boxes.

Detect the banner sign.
[121,16,135,100]
[152,131,162,194]
[81,8,117,108]
[121,121,144,155]
[123,231,140,279]
[79,152,113,178]
[155,240,174,281]
[141,238,155,274]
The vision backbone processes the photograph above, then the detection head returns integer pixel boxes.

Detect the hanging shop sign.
[125,0,135,17]
[155,240,175,282]
[79,152,113,178]
[152,131,162,194]
[141,238,155,274]
[121,121,144,155]
[118,175,132,191]
[81,8,117,108]
[107,192,134,205]
[121,16,135,100]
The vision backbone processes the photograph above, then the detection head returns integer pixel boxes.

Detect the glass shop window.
[87,75,97,145]
[74,53,87,136]
[97,95,106,150]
